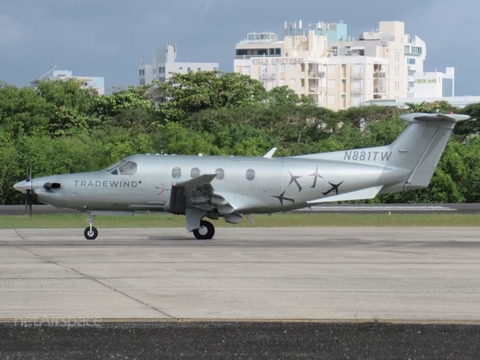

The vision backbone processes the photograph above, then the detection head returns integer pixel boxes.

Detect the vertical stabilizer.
[393,113,469,190]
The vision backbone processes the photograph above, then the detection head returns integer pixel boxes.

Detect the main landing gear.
[193,220,215,240]
[84,214,98,240]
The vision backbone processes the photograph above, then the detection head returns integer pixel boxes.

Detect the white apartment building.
[362,67,462,107]
[31,67,105,95]
[234,20,454,110]
[139,43,219,85]
[404,34,426,98]
[414,67,455,98]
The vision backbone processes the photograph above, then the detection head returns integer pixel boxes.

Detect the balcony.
[260,73,277,80]
[374,87,386,93]
[351,88,363,94]
[235,54,279,59]
[308,71,325,78]
[308,87,327,94]
[351,72,364,78]
[373,72,386,79]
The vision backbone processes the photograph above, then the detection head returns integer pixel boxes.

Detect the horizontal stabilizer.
[400,112,470,125]
[307,186,383,204]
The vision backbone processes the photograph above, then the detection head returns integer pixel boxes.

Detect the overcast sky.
[1,0,478,95]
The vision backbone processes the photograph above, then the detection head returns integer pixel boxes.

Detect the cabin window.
[245,169,255,181]
[191,167,200,178]
[215,168,225,180]
[118,161,137,175]
[172,167,181,179]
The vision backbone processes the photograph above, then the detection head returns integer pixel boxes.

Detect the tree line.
[1,70,479,205]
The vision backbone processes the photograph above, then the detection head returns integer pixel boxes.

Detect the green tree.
[151,121,222,155]
[92,84,155,120]
[339,105,406,128]
[266,86,313,106]
[362,117,407,147]
[0,130,22,204]
[456,103,480,140]
[153,71,268,121]
[0,83,51,137]
[35,79,100,136]
[405,100,458,114]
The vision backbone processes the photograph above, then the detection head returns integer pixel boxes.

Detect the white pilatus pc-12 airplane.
[14,112,469,240]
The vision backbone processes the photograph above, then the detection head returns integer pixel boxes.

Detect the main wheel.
[84,226,98,240]
[193,220,215,240]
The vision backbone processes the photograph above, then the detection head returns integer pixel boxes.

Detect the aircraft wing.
[176,174,217,196]
[168,174,240,222]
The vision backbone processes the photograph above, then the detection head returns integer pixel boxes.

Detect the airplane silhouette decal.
[309,165,324,188]
[287,171,302,192]
[322,181,344,196]
[271,190,295,206]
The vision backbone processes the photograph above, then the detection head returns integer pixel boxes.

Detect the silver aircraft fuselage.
[23,154,405,214]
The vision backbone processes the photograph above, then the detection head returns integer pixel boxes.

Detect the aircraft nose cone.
[13,180,31,194]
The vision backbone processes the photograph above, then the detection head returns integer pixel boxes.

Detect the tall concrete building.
[234,20,454,110]
[139,43,219,85]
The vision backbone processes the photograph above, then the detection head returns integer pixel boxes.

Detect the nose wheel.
[84,214,98,240]
[84,226,98,240]
[193,220,215,240]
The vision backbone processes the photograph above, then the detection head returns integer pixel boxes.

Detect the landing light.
[44,182,61,190]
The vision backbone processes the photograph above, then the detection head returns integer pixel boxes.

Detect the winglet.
[264,147,277,158]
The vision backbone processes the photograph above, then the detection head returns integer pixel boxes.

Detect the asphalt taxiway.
[1,227,479,322]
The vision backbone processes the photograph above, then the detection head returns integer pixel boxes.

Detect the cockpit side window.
[118,161,137,175]
[105,160,125,172]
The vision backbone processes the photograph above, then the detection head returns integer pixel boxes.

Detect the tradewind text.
[74,180,139,187]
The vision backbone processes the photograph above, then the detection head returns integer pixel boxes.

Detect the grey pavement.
[0,227,479,322]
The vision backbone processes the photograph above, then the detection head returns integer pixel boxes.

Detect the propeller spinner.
[13,167,34,218]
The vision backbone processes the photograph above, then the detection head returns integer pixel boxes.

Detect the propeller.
[25,167,33,219]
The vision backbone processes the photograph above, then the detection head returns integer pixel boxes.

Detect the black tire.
[84,226,98,240]
[193,220,215,240]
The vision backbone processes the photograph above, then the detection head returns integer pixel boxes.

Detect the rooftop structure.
[139,42,219,85]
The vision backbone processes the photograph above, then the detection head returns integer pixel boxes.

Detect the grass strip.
[0,213,479,229]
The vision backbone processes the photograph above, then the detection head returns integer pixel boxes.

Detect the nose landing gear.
[84,214,98,240]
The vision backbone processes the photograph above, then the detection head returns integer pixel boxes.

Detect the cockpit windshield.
[105,160,125,172]
[118,161,137,175]
[104,160,137,175]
